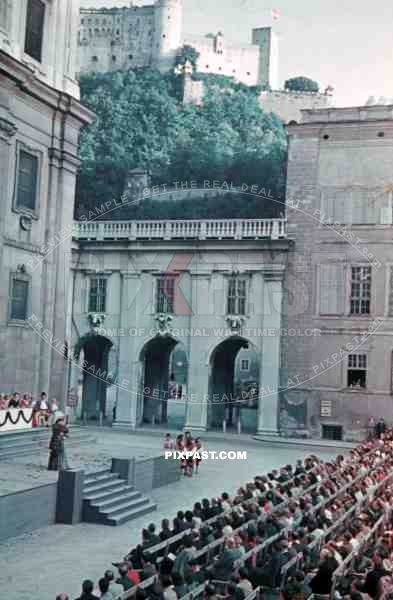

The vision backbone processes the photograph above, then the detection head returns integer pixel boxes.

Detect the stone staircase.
[83,469,157,526]
[0,427,95,460]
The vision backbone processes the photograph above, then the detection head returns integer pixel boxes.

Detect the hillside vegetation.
[77,69,287,219]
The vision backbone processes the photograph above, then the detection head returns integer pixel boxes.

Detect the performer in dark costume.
[48,415,69,471]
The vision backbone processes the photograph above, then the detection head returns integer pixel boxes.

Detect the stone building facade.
[259,90,333,125]
[284,105,393,440]
[0,0,93,401]
[78,0,278,88]
[69,218,289,434]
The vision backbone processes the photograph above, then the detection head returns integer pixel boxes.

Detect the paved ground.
[0,431,336,600]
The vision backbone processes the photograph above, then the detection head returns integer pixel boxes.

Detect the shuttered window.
[16,150,38,211]
[321,187,390,225]
[10,279,29,321]
[25,0,45,62]
[319,264,345,315]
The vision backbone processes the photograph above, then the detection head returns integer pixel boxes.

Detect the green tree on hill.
[77,68,287,219]
[284,76,319,93]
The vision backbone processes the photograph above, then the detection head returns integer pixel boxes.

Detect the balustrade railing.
[72,219,287,241]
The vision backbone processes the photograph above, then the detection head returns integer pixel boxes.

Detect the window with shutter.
[352,190,376,224]
[25,0,45,62]
[16,149,38,212]
[321,188,348,223]
[10,278,29,321]
[319,264,345,315]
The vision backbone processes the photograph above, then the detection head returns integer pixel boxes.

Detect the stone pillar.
[56,469,84,524]
[257,269,284,436]
[185,357,208,431]
[113,273,139,429]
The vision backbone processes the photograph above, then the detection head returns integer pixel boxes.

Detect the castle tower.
[153,0,182,71]
[252,26,279,89]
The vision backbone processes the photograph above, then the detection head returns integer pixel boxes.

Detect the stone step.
[84,471,120,487]
[0,429,96,461]
[84,468,113,482]
[83,482,131,503]
[83,475,122,495]
[107,501,157,526]
[91,489,142,511]
[100,495,149,517]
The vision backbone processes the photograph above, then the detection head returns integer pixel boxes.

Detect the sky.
[79,0,393,107]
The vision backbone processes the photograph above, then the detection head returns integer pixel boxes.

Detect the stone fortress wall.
[78,0,333,124]
[78,0,278,88]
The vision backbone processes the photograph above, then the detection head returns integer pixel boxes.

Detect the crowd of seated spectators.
[56,428,393,600]
[0,391,60,426]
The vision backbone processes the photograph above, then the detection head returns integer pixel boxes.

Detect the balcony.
[72,219,287,241]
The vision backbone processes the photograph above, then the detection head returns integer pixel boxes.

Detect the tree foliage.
[284,76,319,93]
[174,44,200,71]
[77,68,287,219]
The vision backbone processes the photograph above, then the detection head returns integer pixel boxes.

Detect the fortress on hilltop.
[78,0,333,122]
[78,0,279,88]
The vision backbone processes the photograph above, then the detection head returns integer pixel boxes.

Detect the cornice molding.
[0,50,95,127]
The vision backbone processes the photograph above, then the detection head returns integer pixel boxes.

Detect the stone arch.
[138,334,188,426]
[208,335,260,431]
[74,333,113,421]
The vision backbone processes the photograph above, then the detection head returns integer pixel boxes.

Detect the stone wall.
[77,4,277,88]
[79,6,155,74]
[0,483,57,542]
[285,105,393,440]
[183,34,261,86]
[134,455,180,493]
[0,0,80,98]
[259,90,333,124]
[0,1,93,403]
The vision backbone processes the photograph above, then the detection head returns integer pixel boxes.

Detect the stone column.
[184,274,214,432]
[113,273,139,429]
[257,267,284,436]
[185,354,208,431]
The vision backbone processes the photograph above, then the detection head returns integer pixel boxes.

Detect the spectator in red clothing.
[20,394,30,408]
[127,560,141,586]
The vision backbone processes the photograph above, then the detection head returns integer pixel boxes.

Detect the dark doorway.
[79,334,113,421]
[209,337,259,430]
[140,336,179,425]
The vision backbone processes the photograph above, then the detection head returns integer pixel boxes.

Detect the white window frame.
[346,353,368,389]
[226,275,248,316]
[240,358,250,372]
[348,265,371,316]
[156,274,177,315]
[88,276,108,314]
